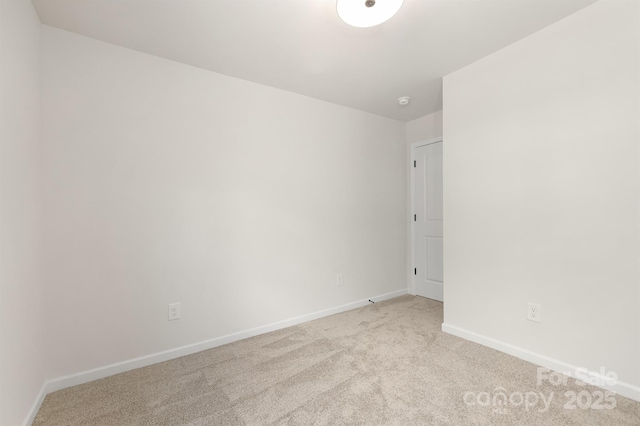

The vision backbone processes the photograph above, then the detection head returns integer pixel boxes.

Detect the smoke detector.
[398,96,410,106]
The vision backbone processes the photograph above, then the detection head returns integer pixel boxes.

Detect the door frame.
[410,137,444,297]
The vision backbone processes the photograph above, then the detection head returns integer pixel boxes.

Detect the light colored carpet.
[34,295,639,425]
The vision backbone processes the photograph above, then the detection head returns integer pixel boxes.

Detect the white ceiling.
[32,0,597,122]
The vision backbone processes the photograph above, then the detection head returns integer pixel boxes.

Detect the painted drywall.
[0,1,47,425]
[405,111,443,290]
[443,0,639,389]
[405,110,443,145]
[42,26,407,379]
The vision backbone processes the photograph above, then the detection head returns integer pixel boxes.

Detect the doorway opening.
[411,137,443,302]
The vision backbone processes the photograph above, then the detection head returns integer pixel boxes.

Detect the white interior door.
[413,141,443,301]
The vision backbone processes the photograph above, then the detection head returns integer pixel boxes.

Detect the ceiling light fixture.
[337,0,404,28]
[398,96,410,106]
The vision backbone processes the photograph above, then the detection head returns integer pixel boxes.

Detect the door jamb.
[410,137,444,297]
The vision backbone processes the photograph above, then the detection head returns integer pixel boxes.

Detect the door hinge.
[413,160,416,167]
[414,268,417,275]
[414,214,416,221]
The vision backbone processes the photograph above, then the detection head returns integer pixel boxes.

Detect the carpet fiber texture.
[34,295,639,425]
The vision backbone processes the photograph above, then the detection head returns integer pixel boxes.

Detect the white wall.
[405,110,443,145]
[443,0,639,392]
[42,26,407,379]
[0,1,47,425]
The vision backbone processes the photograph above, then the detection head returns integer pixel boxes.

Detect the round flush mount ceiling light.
[337,0,405,28]
[398,96,410,106]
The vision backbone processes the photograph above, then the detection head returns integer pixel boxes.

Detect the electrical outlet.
[527,303,541,323]
[337,273,344,286]
[168,303,181,321]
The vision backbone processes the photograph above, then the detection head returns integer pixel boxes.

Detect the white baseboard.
[442,323,640,402]
[22,383,47,426]
[24,288,407,425]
